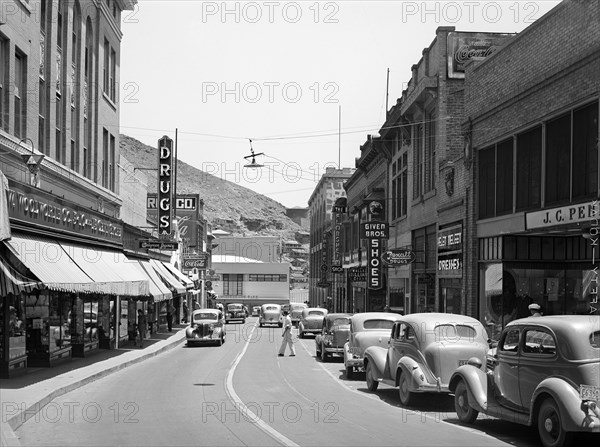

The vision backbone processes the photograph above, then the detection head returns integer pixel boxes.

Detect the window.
[102,128,109,187]
[413,123,424,198]
[545,113,571,205]
[14,52,26,139]
[222,274,243,296]
[478,147,495,219]
[363,319,395,330]
[523,329,556,355]
[110,48,116,102]
[425,113,436,193]
[248,274,287,282]
[38,79,46,153]
[516,126,542,211]
[496,139,513,214]
[110,134,116,191]
[392,137,408,220]
[103,39,109,93]
[500,328,520,353]
[572,102,598,200]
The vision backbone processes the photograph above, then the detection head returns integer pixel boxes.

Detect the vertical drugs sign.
[158,135,173,238]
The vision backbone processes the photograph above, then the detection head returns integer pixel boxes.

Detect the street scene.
[1,1,599,447]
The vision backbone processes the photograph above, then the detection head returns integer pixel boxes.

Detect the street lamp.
[243,139,264,168]
[19,138,45,188]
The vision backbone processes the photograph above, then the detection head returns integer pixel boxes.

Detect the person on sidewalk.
[278,310,296,357]
[166,302,175,332]
[137,309,147,348]
[182,300,189,324]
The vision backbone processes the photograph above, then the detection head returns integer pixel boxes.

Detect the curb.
[1,331,186,446]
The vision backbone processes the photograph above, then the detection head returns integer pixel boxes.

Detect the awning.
[0,253,44,296]
[138,260,172,302]
[161,262,194,290]
[149,259,186,294]
[5,234,150,296]
[59,242,149,297]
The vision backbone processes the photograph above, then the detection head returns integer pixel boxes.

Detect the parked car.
[186,309,226,346]
[344,312,401,379]
[290,303,308,326]
[298,308,328,338]
[315,313,351,362]
[449,315,600,447]
[252,306,261,317]
[259,304,282,327]
[225,303,246,324]
[363,313,488,406]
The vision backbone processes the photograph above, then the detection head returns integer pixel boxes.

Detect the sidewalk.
[0,325,187,447]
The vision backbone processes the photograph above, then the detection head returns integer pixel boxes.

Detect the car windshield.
[363,319,395,330]
[194,313,218,321]
[227,304,242,310]
[434,324,477,342]
[332,317,350,326]
[264,306,278,311]
[308,311,324,316]
[291,305,305,311]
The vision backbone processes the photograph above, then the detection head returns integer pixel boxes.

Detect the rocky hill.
[120,135,308,239]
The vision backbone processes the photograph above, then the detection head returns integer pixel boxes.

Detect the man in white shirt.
[278,310,296,357]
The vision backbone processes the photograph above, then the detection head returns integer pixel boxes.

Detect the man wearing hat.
[278,310,296,357]
[528,303,542,317]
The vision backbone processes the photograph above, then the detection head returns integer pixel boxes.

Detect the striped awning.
[138,260,172,302]
[0,254,43,296]
[150,259,186,294]
[5,234,150,296]
[162,262,195,290]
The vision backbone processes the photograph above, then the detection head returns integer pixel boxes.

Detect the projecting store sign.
[157,135,173,237]
[360,222,388,239]
[382,249,416,266]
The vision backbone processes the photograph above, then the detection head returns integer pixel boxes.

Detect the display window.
[0,293,26,361]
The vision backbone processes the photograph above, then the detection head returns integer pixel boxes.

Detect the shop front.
[437,223,463,314]
[478,202,597,340]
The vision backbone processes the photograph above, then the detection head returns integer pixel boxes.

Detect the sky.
[119,0,562,208]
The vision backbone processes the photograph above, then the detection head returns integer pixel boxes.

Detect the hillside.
[119,135,307,239]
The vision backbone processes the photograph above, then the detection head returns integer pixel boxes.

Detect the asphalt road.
[17,318,542,447]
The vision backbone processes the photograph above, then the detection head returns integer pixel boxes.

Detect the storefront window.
[82,297,99,343]
[0,294,26,361]
[25,292,50,355]
[48,293,72,352]
[389,277,407,313]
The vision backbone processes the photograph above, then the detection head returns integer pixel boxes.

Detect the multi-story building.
[308,167,354,310]
[465,0,599,338]
[0,1,192,377]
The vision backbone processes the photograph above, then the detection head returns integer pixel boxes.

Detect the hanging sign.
[158,135,173,238]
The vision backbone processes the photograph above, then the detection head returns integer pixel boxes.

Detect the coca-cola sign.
[447,32,513,79]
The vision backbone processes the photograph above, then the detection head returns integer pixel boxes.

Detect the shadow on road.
[0,324,186,391]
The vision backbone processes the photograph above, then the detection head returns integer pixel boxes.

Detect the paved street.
[14,318,543,447]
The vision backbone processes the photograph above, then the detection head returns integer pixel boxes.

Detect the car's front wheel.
[454,380,478,424]
[321,347,328,362]
[537,398,573,447]
[216,336,223,346]
[398,371,413,406]
[365,362,379,391]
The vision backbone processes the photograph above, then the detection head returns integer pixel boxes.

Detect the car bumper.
[187,335,219,343]
[346,357,364,368]
[324,346,344,355]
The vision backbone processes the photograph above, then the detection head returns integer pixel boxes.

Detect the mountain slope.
[120,135,306,238]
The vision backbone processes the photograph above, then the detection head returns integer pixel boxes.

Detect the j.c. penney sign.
[525,201,599,230]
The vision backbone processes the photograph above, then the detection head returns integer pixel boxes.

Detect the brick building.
[308,167,354,309]
[465,0,599,338]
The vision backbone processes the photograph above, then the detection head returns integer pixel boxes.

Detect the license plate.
[458,359,469,366]
[349,346,361,355]
[580,385,600,402]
